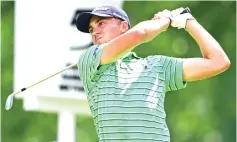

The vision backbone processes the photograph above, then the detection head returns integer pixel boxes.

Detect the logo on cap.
[93,7,110,11]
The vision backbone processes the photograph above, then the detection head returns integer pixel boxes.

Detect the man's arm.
[182,19,231,82]
[100,11,170,65]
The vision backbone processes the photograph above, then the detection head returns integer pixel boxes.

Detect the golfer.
[76,5,230,142]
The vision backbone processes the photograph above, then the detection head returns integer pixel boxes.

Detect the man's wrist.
[185,19,198,31]
[163,17,171,30]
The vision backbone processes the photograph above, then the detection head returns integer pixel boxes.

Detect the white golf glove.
[170,7,196,29]
[152,9,172,21]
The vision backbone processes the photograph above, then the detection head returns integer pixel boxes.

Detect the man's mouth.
[96,37,102,41]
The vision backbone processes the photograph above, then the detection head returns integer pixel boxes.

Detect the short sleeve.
[77,44,103,92]
[163,56,187,92]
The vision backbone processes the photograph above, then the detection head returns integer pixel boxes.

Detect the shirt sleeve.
[162,56,187,92]
[77,44,103,93]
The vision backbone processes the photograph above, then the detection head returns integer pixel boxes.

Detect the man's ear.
[120,21,129,33]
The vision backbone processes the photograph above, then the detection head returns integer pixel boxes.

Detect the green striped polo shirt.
[77,44,187,142]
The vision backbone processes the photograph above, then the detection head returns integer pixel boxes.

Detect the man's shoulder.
[80,44,103,58]
[84,44,104,52]
[87,44,101,51]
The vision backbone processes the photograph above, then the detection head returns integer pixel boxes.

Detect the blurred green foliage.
[1,1,236,142]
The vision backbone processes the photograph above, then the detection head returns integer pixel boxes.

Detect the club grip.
[181,7,191,14]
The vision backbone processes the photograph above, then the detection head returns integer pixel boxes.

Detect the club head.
[5,94,14,110]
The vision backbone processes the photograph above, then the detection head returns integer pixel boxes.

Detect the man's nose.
[92,28,100,36]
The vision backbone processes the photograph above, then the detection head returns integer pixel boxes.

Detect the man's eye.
[99,22,104,26]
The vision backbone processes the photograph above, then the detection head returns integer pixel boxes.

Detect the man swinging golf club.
[5,4,230,142]
[75,5,230,142]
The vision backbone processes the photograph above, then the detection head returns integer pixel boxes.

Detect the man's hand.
[170,7,196,29]
[152,9,172,31]
[152,9,172,20]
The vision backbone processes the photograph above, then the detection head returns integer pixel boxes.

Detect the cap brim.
[76,12,113,33]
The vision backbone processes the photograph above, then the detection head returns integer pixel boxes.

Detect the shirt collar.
[121,52,140,60]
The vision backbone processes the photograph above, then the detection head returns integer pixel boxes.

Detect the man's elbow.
[222,58,231,70]
[217,57,231,72]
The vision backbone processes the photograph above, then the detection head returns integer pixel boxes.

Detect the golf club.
[5,63,77,110]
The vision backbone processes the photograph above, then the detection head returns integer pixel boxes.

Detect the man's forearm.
[132,18,170,43]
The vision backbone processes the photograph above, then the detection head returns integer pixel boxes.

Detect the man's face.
[89,16,127,45]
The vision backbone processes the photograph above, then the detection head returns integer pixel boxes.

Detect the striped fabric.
[77,45,187,142]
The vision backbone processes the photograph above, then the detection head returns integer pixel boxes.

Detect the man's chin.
[96,40,109,45]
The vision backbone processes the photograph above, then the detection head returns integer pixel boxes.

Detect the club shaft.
[13,63,77,96]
